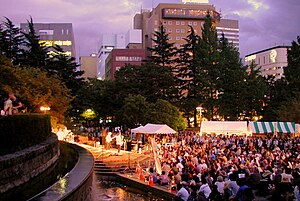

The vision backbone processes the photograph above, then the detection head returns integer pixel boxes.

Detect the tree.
[0,55,71,125]
[0,17,24,65]
[21,17,49,69]
[114,63,176,103]
[196,15,220,121]
[242,61,268,120]
[46,45,84,95]
[285,35,300,96]
[217,34,247,120]
[117,95,149,128]
[276,97,300,123]
[147,24,177,68]
[146,99,186,131]
[176,26,200,126]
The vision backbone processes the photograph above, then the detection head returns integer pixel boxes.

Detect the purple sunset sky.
[1,0,299,60]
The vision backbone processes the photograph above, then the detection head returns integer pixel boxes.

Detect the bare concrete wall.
[0,134,59,193]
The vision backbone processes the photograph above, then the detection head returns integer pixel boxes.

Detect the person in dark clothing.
[9,93,23,114]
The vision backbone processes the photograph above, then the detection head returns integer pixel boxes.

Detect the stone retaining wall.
[0,134,59,193]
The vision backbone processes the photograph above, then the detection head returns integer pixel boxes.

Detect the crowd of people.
[144,132,300,201]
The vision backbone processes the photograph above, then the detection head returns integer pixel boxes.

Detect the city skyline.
[1,0,299,60]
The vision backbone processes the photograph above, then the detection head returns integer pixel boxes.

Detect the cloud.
[1,0,299,60]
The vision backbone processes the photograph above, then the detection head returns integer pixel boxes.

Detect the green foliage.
[147,24,178,68]
[118,95,149,127]
[276,97,300,123]
[21,17,49,69]
[217,34,247,120]
[146,99,186,131]
[115,63,177,103]
[0,55,71,125]
[0,114,51,155]
[0,17,24,65]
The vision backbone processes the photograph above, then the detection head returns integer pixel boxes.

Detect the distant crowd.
[145,133,300,201]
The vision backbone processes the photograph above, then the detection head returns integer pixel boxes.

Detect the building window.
[163,21,167,25]
[168,29,172,33]
[181,29,185,33]
[176,36,180,41]
[188,21,192,25]
[181,21,185,25]
[67,29,69,35]
[176,21,180,25]
[176,44,180,48]
[62,29,64,35]
[168,21,172,25]
[176,29,180,33]
[155,20,158,25]
[193,22,197,26]
[168,36,172,40]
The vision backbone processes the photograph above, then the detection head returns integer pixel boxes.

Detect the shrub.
[0,114,51,155]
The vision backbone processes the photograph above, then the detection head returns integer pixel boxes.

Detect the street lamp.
[196,106,203,126]
[40,106,51,114]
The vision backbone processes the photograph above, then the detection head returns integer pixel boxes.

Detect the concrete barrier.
[28,143,94,201]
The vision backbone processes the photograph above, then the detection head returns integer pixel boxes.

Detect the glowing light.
[270,50,277,63]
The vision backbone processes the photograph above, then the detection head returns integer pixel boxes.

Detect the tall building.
[216,19,239,48]
[244,46,290,80]
[97,29,142,80]
[105,49,146,80]
[134,3,221,55]
[80,54,98,79]
[20,23,76,58]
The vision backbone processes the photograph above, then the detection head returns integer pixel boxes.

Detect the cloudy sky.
[1,0,299,59]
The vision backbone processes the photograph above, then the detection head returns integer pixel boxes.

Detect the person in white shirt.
[115,132,124,153]
[176,183,189,201]
[198,176,211,199]
[105,132,113,150]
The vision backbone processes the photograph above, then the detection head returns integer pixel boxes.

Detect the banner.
[150,137,162,175]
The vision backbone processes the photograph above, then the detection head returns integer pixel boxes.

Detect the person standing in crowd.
[115,131,124,153]
[105,132,113,150]
[176,182,189,201]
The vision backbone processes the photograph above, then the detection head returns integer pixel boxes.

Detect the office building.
[244,46,290,80]
[80,54,98,79]
[97,29,142,80]
[105,49,146,80]
[134,3,221,55]
[20,23,76,58]
[216,19,239,48]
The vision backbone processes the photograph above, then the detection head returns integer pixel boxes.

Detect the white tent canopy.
[131,125,144,133]
[132,123,176,134]
[200,121,250,135]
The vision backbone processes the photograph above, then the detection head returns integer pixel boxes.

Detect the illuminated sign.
[162,8,220,21]
[182,0,209,3]
[39,40,72,47]
[47,51,72,57]
[269,49,277,63]
[245,55,256,63]
[115,56,142,62]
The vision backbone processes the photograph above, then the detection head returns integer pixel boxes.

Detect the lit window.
[62,29,64,35]
[67,29,69,35]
